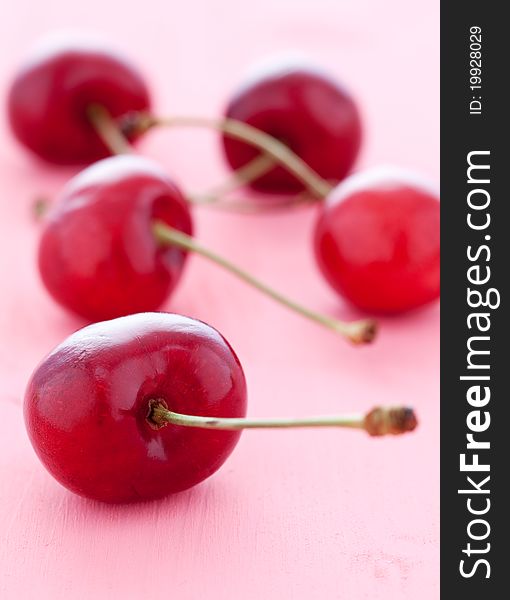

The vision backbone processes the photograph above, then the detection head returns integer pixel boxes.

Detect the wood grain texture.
[0,0,439,598]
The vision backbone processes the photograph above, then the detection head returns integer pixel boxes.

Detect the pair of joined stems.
[88,105,332,211]
[87,105,377,345]
[88,105,333,199]
[147,400,418,437]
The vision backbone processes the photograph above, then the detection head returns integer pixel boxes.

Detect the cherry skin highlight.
[38,155,192,321]
[222,62,362,194]
[24,312,247,503]
[314,167,440,314]
[7,33,150,164]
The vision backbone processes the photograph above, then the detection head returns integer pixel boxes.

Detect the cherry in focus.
[7,33,151,164]
[38,155,192,321]
[222,61,362,194]
[314,167,440,314]
[24,312,247,503]
[24,312,416,503]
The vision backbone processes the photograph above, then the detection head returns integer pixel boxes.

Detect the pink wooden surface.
[0,1,439,598]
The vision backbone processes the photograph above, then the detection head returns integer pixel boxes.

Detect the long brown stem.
[147,401,418,437]
[153,220,377,344]
[87,106,331,207]
[122,113,333,198]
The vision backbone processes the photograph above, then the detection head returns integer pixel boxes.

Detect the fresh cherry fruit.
[24,312,247,502]
[7,33,150,164]
[39,155,192,321]
[24,312,417,502]
[222,61,362,194]
[314,167,440,314]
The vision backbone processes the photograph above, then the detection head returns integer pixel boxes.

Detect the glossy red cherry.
[314,168,440,313]
[39,155,192,321]
[7,33,150,164]
[222,61,362,194]
[24,312,247,502]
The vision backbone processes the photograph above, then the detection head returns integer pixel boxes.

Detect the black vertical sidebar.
[441,2,507,597]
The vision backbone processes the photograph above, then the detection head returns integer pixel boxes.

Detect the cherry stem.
[87,105,132,154]
[201,153,276,197]
[87,106,329,210]
[152,220,377,344]
[122,113,334,198]
[148,401,418,437]
[188,189,316,213]
[186,154,317,212]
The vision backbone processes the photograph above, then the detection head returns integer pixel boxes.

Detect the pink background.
[0,1,439,598]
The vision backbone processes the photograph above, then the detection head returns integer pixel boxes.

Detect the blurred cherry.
[38,155,192,321]
[7,33,151,164]
[222,61,362,194]
[314,167,440,313]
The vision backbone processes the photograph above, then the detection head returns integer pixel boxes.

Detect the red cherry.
[314,168,440,314]
[38,155,192,321]
[24,312,417,502]
[7,33,150,164]
[222,61,362,194]
[24,312,247,502]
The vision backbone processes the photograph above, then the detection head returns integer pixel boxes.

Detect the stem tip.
[364,406,418,436]
[347,319,378,344]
